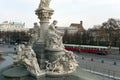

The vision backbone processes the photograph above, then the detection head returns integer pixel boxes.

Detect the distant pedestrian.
[14,47,16,51]
[78,49,80,53]
[14,47,18,54]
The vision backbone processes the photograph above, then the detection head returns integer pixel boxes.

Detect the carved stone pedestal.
[45,48,65,62]
[33,43,46,69]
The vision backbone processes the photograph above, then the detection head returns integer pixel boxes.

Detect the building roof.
[70,21,85,32]
[56,27,78,30]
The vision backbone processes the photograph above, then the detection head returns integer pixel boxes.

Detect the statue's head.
[34,22,38,26]
[53,20,57,25]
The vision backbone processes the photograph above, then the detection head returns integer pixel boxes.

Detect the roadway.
[75,52,120,79]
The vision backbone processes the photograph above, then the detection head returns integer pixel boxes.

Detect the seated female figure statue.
[46,20,64,50]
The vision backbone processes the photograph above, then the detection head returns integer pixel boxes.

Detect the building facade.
[56,21,85,34]
[0,21,27,31]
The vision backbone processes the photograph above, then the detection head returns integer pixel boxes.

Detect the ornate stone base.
[45,48,78,75]
[45,48,65,62]
[33,43,46,69]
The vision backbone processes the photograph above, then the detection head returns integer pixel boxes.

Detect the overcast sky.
[0,0,120,29]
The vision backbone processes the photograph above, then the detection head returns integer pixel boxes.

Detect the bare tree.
[100,18,120,47]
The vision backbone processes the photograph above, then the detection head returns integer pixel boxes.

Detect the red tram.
[64,44,109,55]
[64,44,80,51]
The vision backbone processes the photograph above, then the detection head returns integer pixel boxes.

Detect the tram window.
[101,48,103,50]
[96,48,99,50]
[93,48,95,50]
[67,46,70,48]
[102,48,105,50]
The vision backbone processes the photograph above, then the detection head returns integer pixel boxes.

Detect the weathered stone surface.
[14,45,42,76]
[33,43,46,69]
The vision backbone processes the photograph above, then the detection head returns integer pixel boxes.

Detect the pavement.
[107,54,120,60]
[76,52,120,79]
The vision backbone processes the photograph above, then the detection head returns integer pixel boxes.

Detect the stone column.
[33,1,54,69]
[35,9,54,43]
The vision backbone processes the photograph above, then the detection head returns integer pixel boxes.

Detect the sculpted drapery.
[39,0,51,9]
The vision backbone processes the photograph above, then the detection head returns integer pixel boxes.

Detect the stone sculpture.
[2,0,78,79]
[30,23,40,45]
[45,50,78,73]
[35,0,54,43]
[45,57,64,73]
[13,44,25,64]
[46,20,64,50]
[64,50,78,71]
[39,0,51,10]
[14,44,41,76]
